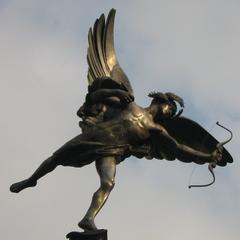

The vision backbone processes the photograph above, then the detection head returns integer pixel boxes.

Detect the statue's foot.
[78,218,97,231]
[10,179,37,193]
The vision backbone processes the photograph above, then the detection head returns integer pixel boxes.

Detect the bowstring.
[188,164,196,187]
[188,122,216,188]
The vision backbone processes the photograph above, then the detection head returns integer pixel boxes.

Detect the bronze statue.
[10,9,233,233]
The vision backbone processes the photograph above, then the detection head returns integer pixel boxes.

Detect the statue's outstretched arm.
[151,124,220,164]
[175,143,212,163]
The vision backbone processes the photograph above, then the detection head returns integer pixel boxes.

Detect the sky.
[1,0,239,239]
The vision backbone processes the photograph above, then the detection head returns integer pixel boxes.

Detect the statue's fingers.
[217,145,223,151]
[217,147,223,154]
[216,152,222,161]
[125,96,131,102]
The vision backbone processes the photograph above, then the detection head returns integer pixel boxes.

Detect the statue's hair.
[148,92,168,102]
[165,92,184,107]
[148,91,184,107]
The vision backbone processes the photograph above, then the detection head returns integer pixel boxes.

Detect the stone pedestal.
[66,229,107,240]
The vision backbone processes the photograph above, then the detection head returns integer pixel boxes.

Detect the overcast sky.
[1,1,239,240]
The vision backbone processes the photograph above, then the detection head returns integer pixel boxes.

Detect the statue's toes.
[10,182,22,193]
[10,179,36,193]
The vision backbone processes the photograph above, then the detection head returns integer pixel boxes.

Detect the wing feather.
[92,19,106,76]
[104,9,117,71]
[88,28,103,77]
[86,9,133,95]
[87,46,98,83]
[95,14,109,76]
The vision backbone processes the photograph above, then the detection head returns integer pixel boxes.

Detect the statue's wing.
[86,9,133,96]
[145,117,233,166]
[162,117,233,166]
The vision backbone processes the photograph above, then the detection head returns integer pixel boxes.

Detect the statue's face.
[151,102,174,121]
[161,103,173,117]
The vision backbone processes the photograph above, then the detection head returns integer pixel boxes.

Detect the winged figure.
[10,9,233,232]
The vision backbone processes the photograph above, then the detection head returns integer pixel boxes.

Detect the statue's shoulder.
[125,102,145,112]
[121,102,141,116]
[131,103,151,119]
[122,103,152,124]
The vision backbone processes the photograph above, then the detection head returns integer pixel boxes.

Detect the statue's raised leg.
[10,156,58,193]
[78,156,116,231]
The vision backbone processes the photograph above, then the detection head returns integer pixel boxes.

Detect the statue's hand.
[116,90,134,105]
[211,146,223,164]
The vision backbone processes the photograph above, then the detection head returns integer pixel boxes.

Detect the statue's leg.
[10,156,58,193]
[78,156,116,231]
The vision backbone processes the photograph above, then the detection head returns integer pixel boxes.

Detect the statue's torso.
[83,103,153,146]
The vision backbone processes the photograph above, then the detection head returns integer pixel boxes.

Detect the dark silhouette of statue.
[10,9,233,234]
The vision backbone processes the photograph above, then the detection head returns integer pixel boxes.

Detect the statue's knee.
[101,180,115,191]
[45,156,59,170]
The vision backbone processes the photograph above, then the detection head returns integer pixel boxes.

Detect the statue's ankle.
[78,217,97,231]
[28,178,37,186]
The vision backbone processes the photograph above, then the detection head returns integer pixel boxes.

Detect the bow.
[188,121,233,189]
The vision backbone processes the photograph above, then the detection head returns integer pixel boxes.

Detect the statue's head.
[148,92,184,121]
